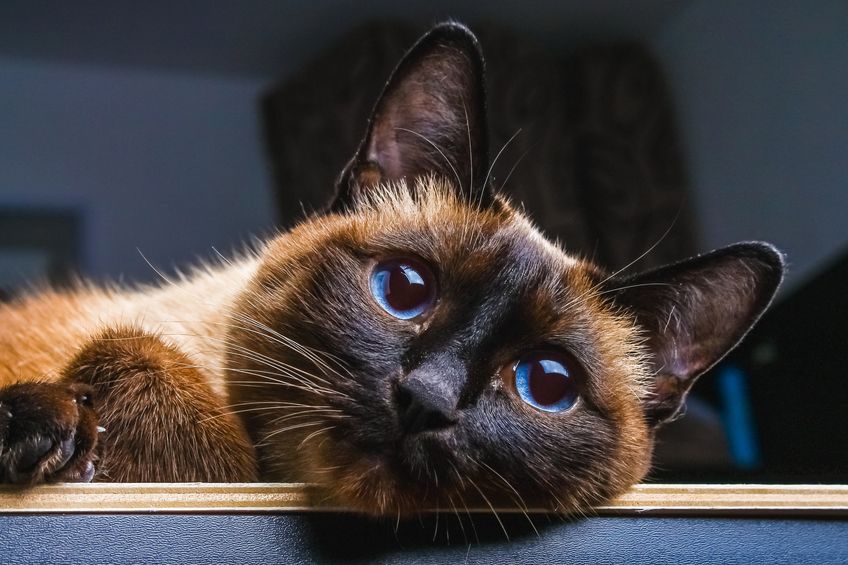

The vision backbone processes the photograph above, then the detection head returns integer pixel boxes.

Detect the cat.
[0,23,783,516]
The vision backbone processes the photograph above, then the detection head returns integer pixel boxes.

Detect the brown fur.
[0,262,259,483]
[0,23,783,517]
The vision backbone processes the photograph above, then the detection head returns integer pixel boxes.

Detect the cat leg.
[65,326,258,482]
[0,326,257,484]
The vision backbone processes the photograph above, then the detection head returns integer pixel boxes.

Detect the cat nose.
[395,372,458,435]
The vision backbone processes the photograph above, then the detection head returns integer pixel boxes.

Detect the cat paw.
[0,382,100,485]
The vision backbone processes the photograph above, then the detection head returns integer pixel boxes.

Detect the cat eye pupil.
[512,353,579,413]
[387,265,426,310]
[370,259,435,320]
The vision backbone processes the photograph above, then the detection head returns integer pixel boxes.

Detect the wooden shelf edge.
[1,483,847,516]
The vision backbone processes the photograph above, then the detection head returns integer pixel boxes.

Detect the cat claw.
[66,460,96,483]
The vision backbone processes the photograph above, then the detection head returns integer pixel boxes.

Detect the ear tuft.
[331,22,491,212]
[611,242,785,425]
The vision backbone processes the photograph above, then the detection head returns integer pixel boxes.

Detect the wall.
[2,1,845,292]
[0,58,273,284]
[653,0,848,291]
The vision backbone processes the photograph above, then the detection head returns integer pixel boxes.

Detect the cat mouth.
[339,422,456,477]
[325,456,455,515]
[304,420,464,514]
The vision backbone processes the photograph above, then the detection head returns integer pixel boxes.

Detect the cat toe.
[67,460,96,483]
[0,382,100,485]
[6,432,79,484]
[15,435,54,471]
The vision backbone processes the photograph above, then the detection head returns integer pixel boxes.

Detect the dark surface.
[741,248,848,482]
[1,513,847,564]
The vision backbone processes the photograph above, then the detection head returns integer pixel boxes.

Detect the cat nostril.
[395,386,414,412]
[395,378,456,435]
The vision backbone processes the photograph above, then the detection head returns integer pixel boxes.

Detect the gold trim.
[0,483,846,516]
[596,484,848,516]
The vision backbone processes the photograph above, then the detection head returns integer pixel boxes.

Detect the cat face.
[227,23,784,515]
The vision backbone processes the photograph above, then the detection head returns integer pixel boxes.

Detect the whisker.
[227,313,350,385]
[596,282,674,296]
[447,494,469,547]
[261,420,325,442]
[211,246,232,266]
[169,332,346,397]
[590,207,683,290]
[468,477,500,541]
[137,248,175,286]
[396,127,463,195]
[298,425,336,450]
[468,477,509,541]
[266,409,344,427]
[168,316,345,387]
[448,462,479,544]
[198,405,340,423]
[215,399,332,411]
[172,357,341,399]
[499,144,533,193]
[563,208,683,312]
[479,460,538,536]
[199,326,338,389]
[461,101,478,210]
[483,128,522,192]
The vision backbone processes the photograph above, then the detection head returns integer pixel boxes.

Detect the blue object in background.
[717,364,761,469]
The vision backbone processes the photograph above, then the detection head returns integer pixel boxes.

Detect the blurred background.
[1,1,846,483]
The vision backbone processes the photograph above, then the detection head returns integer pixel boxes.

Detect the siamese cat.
[0,23,783,516]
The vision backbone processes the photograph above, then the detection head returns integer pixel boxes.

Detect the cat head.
[229,23,784,515]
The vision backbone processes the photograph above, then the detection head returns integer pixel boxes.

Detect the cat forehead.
[347,177,585,273]
[271,176,605,315]
[327,183,624,346]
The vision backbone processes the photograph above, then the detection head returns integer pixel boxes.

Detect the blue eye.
[370,258,436,320]
[508,352,580,413]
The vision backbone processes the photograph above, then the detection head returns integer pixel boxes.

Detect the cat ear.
[331,22,491,211]
[609,242,785,426]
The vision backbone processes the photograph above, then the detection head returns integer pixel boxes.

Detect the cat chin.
[294,434,443,515]
[299,437,568,517]
[317,462,591,517]
[308,452,423,516]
